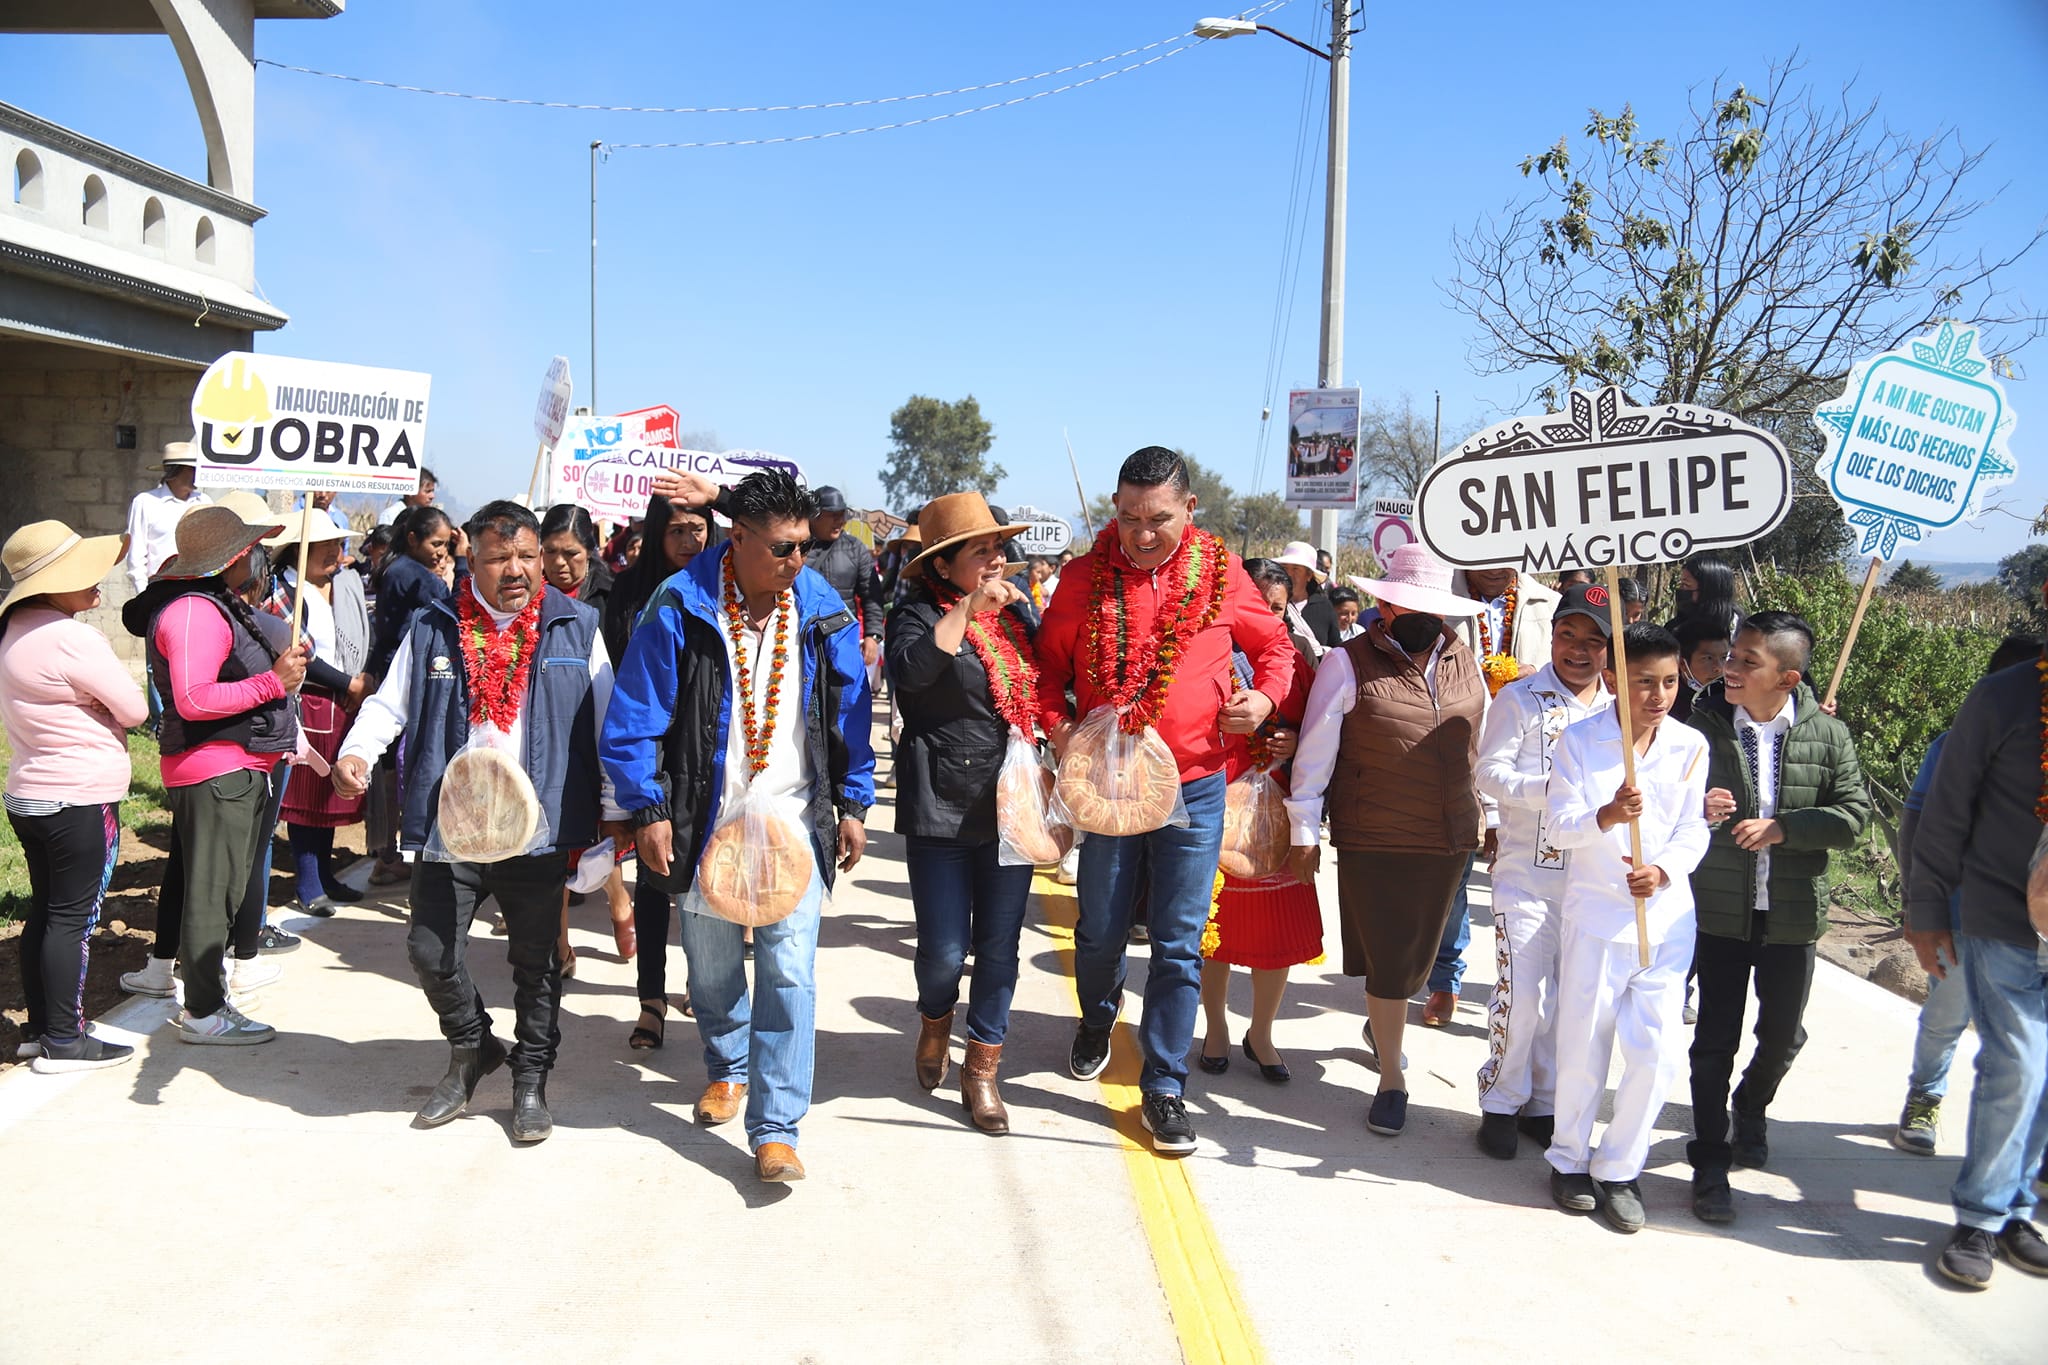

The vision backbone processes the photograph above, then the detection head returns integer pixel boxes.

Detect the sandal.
[559,944,577,980]
[629,999,666,1050]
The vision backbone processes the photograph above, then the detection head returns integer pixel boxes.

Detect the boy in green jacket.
[1685,611,1871,1224]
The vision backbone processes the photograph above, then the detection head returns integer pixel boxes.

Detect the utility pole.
[1433,389,1442,473]
[1309,0,1351,564]
[589,141,600,414]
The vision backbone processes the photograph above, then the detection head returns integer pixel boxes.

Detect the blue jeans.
[904,835,1033,1045]
[677,863,825,1150]
[1428,853,1479,995]
[1073,770,1226,1097]
[1907,950,1973,1099]
[1952,933,2048,1231]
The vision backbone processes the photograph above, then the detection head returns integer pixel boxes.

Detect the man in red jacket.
[1036,446,1303,1154]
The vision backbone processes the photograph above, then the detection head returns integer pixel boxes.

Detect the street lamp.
[1199,4,1351,564]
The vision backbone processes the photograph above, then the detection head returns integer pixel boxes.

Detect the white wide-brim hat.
[263,507,351,548]
[147,439,198,472]
[1349,543,1485,618]
[1273,539,1320,573]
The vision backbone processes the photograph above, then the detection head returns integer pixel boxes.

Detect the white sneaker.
[121,957,179,997]
[175,1004,276,1046]
[15,1038,42,1059]
[228,955,282,1000]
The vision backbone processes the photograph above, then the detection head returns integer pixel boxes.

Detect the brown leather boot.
[915,1010,953,1090]
[962,1040,1009,1135]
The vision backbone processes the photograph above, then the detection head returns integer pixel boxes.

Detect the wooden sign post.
[1602,565,1651,966]
[1822,555,1884,710]
[287,500,314,649]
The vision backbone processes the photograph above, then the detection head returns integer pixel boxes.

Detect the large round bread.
[998,751,1072,864]
[697,808,814,926]
[436,747,540,863]
[1218,773,1288,880]
[1055,724,1180,837]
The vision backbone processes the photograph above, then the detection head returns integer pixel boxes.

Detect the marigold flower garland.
[722,553,791,778]
[457,578,542,732]
[2036,656,2048,823]
[932,580,1042,734]
[1083,524,1229,734]
[1476,575,1520,697]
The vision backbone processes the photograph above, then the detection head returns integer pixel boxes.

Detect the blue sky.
[10,0,2046,560]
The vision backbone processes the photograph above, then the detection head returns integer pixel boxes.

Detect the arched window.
[12,149,42,208]
[82,173,108,228]
[194,214,216,264]
[142,196,166,246]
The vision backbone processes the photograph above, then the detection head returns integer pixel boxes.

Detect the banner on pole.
[190,352,430,494]
[533,356,573,449]
[1285,388,1361,510]
[1813,322,2018,560]
[1413,386,1792,572]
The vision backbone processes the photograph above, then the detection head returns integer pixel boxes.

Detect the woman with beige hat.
[0,520,148,1071]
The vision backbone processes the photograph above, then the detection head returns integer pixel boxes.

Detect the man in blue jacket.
[602,471,875,1184]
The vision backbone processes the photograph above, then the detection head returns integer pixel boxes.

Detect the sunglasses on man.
[739,524,805,559]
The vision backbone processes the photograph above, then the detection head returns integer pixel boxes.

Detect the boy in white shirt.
[1543,623,1711,1233]
[1473,583,1615,1159]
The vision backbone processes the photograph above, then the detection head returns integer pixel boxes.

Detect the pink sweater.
[0,607,149,804]
[153,594,287,788]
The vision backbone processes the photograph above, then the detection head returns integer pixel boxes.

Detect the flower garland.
[1199,869,1226,959]
[1476,576,1521,696]
[456,578,542,732]
[1082,524,1230,734]
[932,580,1042,734]
[2036,656,2048,823]
[722,553,791,778]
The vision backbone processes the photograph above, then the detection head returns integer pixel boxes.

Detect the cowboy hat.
[884,524,922,550]
[0,521,127,619]
[263,507,352,548]
[904,493,1031,574]
[147,440,198,472]
[1349,544,1485,618]
[155,504,285,581]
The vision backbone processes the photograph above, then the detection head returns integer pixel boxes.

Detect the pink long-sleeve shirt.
[152,594,286,788]
[0,607,150,804]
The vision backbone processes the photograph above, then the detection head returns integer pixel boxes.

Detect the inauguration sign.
[1364,496,1416,563]
[1285,387,1361,510]
[190,352,430,495]
[1813,322,2017,559]
[1414,386,1792,574]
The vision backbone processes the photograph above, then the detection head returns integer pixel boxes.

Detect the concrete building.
[0,0,343,653]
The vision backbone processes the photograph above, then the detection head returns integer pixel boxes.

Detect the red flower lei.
[1083,523,1230,734]
[722,552,791,778]
[457,578,543,732]
[932,581,1042,734]
[2035,656,2048,823]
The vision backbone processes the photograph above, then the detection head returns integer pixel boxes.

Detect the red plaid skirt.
[281,687,366,828]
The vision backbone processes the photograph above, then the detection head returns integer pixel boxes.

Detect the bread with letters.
[1055,723,1179,836]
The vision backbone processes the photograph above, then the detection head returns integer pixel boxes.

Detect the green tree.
[1885,560,1943,593]
[879,395,1001,507]
[1232,492,1304,551]
[1998,543,2048,629]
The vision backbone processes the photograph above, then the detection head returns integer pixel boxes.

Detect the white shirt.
[124,482,211,591]
[1283,634,1448,847]
[1475,595,1508,656]
[1474,663,1611,893]
[1736,692,1797,914]
[377,500,408,527]
[1545,711,1711,943]
[716,590,812,821]
[342,594,624,820]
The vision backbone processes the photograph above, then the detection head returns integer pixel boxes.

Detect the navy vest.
[397,587,603,857]
[146,587,297,758]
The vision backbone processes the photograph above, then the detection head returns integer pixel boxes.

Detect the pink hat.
[1348,544,1486,617]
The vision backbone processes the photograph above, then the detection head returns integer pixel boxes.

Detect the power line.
[1248,53,1327,496]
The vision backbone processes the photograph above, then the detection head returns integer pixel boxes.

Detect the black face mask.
[1388,612,1444,653]
[1674,587,1697,612]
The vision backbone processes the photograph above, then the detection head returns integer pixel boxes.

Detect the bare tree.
[1341,392,1476,543]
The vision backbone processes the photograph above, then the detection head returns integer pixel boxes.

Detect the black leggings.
[9,802,119,1044]
[632,873,674,1003]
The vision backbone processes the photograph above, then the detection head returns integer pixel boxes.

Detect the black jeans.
[166,767,274,1019]
[149,815,184,963]
[151,798,271,963]
[9,802,119,1044]
[633,873,676,1004]
[1688,922,1817,1172]
[407,854,568,1079]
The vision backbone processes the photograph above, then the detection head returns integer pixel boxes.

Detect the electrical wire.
[1247,46,1327,496]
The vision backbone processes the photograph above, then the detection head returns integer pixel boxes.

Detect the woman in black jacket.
[884,492,1038,1135]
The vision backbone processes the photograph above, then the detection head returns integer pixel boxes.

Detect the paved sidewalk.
[1,777,2039,1362]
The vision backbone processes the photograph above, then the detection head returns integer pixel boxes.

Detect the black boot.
[415,1035,508,1128]
[512,1076,553,1143]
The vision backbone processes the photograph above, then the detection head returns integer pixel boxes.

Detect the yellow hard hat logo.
[193,356,272,452]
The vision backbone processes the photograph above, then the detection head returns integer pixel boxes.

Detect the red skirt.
[281,687,366,828]
[1207,872,1323,970]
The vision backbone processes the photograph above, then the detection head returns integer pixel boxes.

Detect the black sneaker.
[1140,1093,1197,1155]
[1936,1225,1996,1289]
[1598,1180,1646,1234]
[298,897,338,919]
[1692,1172,1735,1225]
[30,1032,136,1074]
[1731,1110,1769,1169]
[1366,1088,1408,1136]
[1069,1019,1114,1082]
[1998,1219,2048,1276]
[1516,1112,1555,1149]
[256,925,302,954]
[1551,1170,1597,1214]
[1892,1092,1940,1155]
[1477,1111,1518,1160]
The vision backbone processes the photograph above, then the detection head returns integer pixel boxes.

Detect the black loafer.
[1477,1111,1519,1160]
[1197,1047,1229,1075]
[1242,1037,1290,1083]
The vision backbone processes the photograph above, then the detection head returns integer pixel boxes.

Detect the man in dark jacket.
[1684,611,1870,1224]
[1905,625,2048,1289]
[803,486,885,671]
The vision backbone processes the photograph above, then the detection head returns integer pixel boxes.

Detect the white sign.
[1285,387,1362,510]
[1414,386,1792,572]
[1008,503,1074,558]
[571,445,807,522]
[533,355,573,449]
[1813,322,2018,559]
[1365,496,1416,562]
[190,352,430,494]
[547,405,683,508]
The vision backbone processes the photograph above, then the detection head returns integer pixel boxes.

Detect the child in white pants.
[1542,624,1710,1233]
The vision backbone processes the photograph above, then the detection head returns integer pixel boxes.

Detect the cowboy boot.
[915,1010,953,1091]
[512,1075,553,1143]
[962,1040,1009,1136]
[415,1033,508,1128]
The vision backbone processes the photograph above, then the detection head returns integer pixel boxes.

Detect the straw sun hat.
[263,507,352,548]
[904,492,1029,575]
[156,504,285,581]
[0,521,128,618]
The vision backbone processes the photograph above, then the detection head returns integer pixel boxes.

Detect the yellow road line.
[1035,875,1267,1365]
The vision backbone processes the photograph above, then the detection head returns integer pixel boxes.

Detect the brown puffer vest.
[1326,620,1485,854]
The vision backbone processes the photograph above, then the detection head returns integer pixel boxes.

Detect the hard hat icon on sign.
[192,356,272,453]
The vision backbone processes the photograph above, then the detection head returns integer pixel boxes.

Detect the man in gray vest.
[336,500,628,1142]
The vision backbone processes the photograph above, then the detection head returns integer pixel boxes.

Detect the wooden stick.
[525,440,548,508]
[1604,566,1650,968]
[1822,556,1882,710]
[1064,429,1093,537]
[288,500,313,651]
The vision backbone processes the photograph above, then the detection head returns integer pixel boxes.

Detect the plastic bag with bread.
[1218,765,1289,880]
[429,737,553,863]
[997,730,1073,866]
[1050,705,1188,837]
[692,789,815,927]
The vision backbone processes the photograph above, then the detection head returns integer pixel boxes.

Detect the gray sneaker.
[176,1004,276,1046]
[1892,1093,1940,1155]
